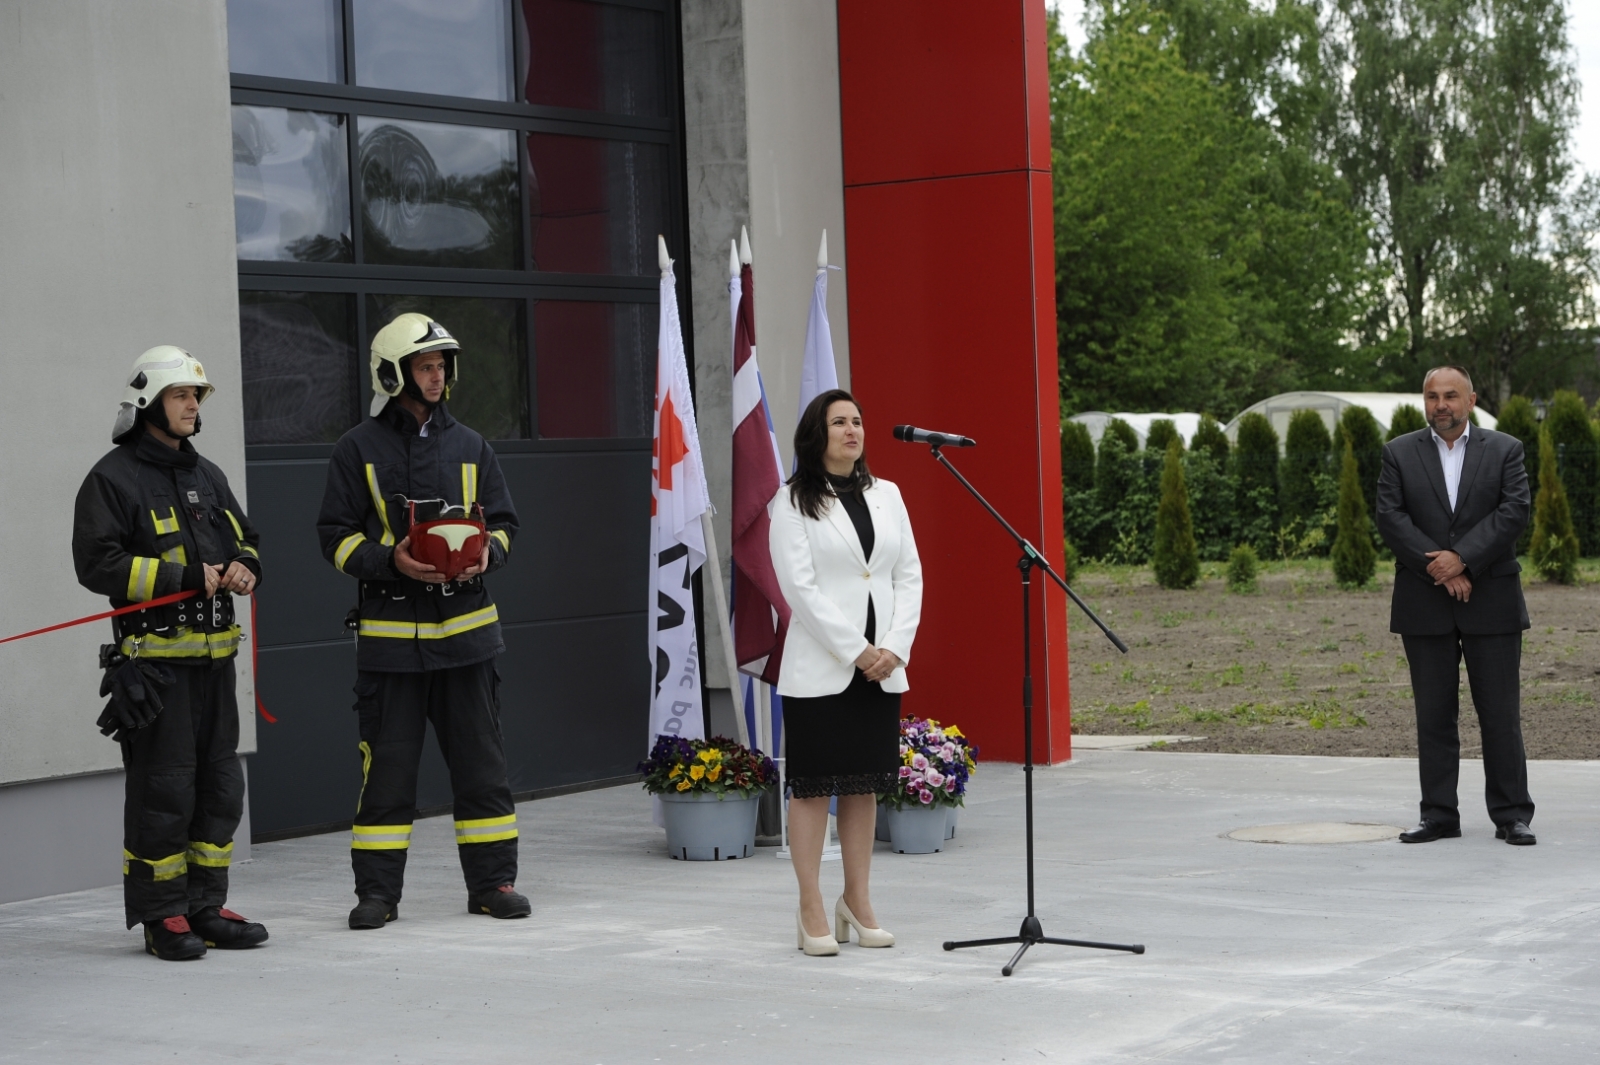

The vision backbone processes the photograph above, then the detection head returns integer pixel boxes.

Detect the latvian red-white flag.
[648,246,710,744]
[731,254,791,684]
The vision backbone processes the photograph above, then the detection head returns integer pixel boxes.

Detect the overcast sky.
[1048,0,1600,183]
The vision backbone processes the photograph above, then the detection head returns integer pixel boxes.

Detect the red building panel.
[838,0,1070,764]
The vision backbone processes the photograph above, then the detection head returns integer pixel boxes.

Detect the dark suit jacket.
[1375,426,1530,636]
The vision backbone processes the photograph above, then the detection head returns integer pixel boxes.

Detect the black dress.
[783,475,902,799]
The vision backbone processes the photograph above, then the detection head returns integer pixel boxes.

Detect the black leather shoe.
[1496,820,1537,846]
[1399,819,1462,843]
[144,915,207,960]
[468,884,532,919]
[190,906,268,948]
[348,898,398,929]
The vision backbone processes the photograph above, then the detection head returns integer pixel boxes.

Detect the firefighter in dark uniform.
[72,346,269,960]
[317,313,529,929]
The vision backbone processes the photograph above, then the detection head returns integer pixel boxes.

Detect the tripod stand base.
[944,915,1144,976]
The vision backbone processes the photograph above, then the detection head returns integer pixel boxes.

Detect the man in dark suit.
[1376,365,1536,845]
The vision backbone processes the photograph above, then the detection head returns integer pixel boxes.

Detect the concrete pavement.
[2,750,1597,1063]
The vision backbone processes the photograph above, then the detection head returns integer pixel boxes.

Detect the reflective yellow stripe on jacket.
[461,463,478,508]
[120,626,242,660]
[125,556,160,602]
[150,507,181,535]
[351,824,413,851]
[455,814,517,845]
[357,605,499,641]
[490,529,510,555]
[124,849,187,881]
[365,465,396,546]
[335,533,366,572]
[225,510,259,559]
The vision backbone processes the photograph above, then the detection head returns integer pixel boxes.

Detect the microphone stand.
[923,443,1144,976]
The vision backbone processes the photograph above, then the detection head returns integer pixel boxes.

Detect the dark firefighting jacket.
[73,433,263,661]
[317,400,517,672]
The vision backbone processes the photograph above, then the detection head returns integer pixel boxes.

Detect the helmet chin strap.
[141,404,201,439]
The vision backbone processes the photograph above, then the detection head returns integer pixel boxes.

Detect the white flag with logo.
[648,249,711,745]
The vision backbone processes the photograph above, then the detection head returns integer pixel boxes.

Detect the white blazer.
[768,477,923,697]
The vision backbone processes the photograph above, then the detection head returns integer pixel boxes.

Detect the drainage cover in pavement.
[1227,822,1404,844]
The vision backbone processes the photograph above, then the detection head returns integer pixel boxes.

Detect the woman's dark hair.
[787,389,873,520]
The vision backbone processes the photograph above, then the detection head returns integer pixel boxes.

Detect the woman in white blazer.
[769,389,922,956]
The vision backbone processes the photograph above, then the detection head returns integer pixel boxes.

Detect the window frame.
[233,0,684,453]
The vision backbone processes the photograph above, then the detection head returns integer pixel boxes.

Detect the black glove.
[96,653,174,741]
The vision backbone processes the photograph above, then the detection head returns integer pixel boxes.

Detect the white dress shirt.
[1430,421,1470,511]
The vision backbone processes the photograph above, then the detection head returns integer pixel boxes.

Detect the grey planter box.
[658,790,765,861]
[884,804,947,853]
[879,802,960,844]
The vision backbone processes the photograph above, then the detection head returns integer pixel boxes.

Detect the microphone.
[893,425,976,448]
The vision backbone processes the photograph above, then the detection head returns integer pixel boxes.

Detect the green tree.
[1153,439,1200,588]
[1093,424,1144,558]
[1050,5,1375,414]
[1494,395,1541,552]
[1146,418,1181,454]
[1543,390,1598,554]
[1234,412,1280,555]
[1103,416,1139,454]
[1061,419,1096,492]
[1332,405,1385,524]
[1192,413,1230,461]
[1328,0,1599,400]
[1387,403,1427,439]
[1332,438,1377,586]
[1530,424,1579,582]
[1281,409,1333,539]
[1183,449,1235,561]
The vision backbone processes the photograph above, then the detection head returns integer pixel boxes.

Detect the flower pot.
[946,806,959,840]
[885,804,946,854]
[658,790,764,860]
[876,802,891,842]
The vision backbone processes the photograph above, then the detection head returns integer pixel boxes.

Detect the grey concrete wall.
[0,760,251,906]
[680,0,850,692]
[0,0,256,789]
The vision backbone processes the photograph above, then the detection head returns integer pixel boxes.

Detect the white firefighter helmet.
[369,312,459,417]
[111,345,215,443]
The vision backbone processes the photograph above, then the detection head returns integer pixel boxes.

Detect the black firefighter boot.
[190,906,269,949]
[348,898,399,929]
[468,884,532,919]
[144,915,207,960]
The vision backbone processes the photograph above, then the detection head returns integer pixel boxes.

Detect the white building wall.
[0,1,251,899]
[682,0,851,697]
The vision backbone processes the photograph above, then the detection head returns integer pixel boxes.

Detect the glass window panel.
[359,118,521,270]
[240,292,358,445]
[353,0,511,100]
[526,134,666,275]
[227,0,343,83]
[233,107,352,262]
[519,0,666,116]
[534,300,654,438]
[367,295,529,440]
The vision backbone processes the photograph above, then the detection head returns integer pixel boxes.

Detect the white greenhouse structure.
[1068,411,1204,449]
[1222,391,1496,450]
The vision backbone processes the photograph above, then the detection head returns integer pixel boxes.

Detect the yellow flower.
[689,764,706,780]
[707,765,721,782]
[698,749,721,763]
[676,779,692,791]
[944,725,964,738]
[668,765,682,779]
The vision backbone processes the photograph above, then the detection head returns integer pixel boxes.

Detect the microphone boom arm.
[927,444,1128,654]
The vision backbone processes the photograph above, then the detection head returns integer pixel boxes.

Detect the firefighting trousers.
[121,659,244,929]
[350,661,518,902]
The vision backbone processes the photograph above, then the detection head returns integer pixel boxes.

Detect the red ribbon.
[0,586,278,725]
[249,594,277,724]
[0,589,196,646]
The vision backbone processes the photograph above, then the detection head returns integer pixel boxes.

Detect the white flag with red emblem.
[648,242,710,744]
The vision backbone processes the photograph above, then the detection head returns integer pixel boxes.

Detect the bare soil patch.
[1066,560,1600,759]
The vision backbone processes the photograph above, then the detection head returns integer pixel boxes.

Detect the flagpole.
[698,511,749,748]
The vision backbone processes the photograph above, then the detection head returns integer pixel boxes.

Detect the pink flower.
[944,780,957,792]
[918,790,932,804]
[898,766,912,779]
[941,743,957,760]
[926,771,946,789]
[911,754,929,771]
